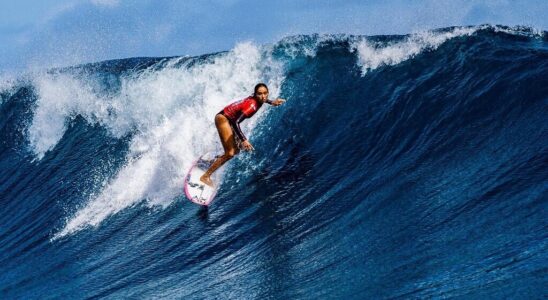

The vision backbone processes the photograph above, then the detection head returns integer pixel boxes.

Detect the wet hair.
[253,83,269,96]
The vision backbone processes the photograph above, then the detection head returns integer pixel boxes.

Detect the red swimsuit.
[219,96,270,142]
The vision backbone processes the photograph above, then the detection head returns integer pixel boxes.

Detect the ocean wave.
[1,25,546,298]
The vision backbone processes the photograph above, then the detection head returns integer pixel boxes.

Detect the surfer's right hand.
[242,140,254,151]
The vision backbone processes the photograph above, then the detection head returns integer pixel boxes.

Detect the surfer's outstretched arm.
[267,98,286,106]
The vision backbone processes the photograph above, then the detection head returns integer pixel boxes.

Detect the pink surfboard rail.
[184,155,218,206]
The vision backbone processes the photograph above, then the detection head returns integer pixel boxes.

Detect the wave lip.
[351,26,478,73]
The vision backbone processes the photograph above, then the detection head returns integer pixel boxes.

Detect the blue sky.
[1,0,547,72]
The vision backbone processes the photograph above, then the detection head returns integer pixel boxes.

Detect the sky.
[1,0,547,72]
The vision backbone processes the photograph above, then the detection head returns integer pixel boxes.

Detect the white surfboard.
[184,152,219,206]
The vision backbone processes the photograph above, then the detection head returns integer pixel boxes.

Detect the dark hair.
[253,83,269,96]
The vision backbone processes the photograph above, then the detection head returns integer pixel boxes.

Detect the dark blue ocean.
[1,25,547,299]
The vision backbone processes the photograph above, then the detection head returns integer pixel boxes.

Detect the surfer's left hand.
[271,98,286,106]
[242,140,254,151]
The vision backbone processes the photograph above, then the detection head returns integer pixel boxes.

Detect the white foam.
[0,74,18,105]
[275,35,322,59]
[491,24,545,38]
[30,73,107,158]
[0,77,13,91]
[352,27,478,75]
[48,42,283,239]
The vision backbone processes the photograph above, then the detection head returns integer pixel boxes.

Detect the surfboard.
[184,152,219,206]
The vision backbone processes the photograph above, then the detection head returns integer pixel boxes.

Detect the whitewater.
[0,25,546,298]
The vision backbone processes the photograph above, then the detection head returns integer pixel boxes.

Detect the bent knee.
[225,149,240,158]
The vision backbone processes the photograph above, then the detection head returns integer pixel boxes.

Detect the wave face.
[1,25,547,298]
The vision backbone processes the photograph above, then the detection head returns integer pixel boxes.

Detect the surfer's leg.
[200,114,239,186]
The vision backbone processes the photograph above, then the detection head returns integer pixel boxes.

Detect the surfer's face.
[255,86,269,103]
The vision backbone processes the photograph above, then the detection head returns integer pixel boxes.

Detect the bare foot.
[200,174,214,187]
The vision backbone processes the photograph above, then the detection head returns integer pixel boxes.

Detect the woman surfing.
[200,83,285,187]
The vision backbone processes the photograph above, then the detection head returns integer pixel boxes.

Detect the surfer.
[200,83,285,187]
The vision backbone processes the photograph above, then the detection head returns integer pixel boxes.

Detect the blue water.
[1,25,547,299]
